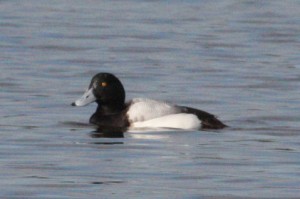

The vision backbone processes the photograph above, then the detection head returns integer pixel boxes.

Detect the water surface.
[1,0,300,198]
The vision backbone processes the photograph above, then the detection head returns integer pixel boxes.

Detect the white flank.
[130,113,201,130]
[126,98,181,122]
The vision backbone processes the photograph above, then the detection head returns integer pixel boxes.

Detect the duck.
[71,73,227,130]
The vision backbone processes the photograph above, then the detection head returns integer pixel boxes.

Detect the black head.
[90,73,125,107]
[72,73,126,112]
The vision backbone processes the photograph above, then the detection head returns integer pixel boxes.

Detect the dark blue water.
[1,1,300,198]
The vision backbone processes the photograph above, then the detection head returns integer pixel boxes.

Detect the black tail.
[180,106,227,129]
[201,117,227,129]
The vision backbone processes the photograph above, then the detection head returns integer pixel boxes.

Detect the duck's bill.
[71,88,96,106]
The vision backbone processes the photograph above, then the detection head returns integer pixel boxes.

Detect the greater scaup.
[71,73,227,130]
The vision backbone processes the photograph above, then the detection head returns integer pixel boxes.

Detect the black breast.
[89,110,130,129]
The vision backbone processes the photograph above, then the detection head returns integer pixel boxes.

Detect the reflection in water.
[89,141,124,145]
[63,121,126,138]
[128,131,171,140]
[89,127,125,138]
[91,181,124,185]
[60,121,92,128]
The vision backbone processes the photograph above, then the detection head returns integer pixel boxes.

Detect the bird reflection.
[89,126,126,138]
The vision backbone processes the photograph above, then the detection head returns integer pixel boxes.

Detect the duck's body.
[72,73,226,131]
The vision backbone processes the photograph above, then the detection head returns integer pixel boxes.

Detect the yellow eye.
[101,82,107,87]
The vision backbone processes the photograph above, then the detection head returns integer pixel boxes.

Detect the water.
[1,0,300,198]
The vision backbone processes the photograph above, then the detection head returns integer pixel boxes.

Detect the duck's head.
[72,73,125,111]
